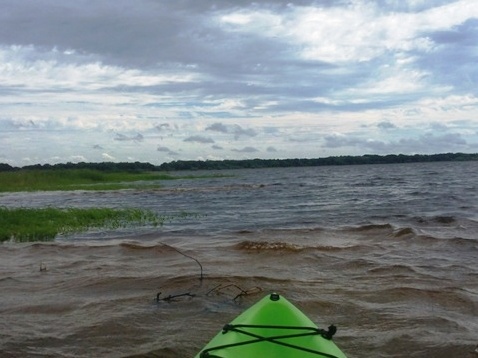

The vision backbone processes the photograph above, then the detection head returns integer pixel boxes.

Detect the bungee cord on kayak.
[199,323,340,358]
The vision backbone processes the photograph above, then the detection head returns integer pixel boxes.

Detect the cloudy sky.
[1,0,477,166]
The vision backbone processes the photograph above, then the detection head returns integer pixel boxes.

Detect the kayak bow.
[195,293,347,358]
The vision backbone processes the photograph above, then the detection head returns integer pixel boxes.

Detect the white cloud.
[217,0,478,63]
[102,153,115,161]
[218,9,282,34]
[0,45,199,91]
[70,155,87,162]
[1,1,477,166]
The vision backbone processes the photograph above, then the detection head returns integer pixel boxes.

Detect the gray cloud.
[323,134,366,149]
[206,122,229,134]
[231,125,257,140]
[377,121,397,130]
[429,122,449,131]
[157,146,178,156]
[183,135,215,144]
[155,123,172,131]
[206,122,257,139]
[232,146,259,153]
[418,19,478,92]
[114,133,144,142]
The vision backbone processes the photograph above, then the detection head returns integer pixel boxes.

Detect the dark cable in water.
[154,244,203,303]
[156,292,196,302]
[154,245,264,303]
[162,243,203,281]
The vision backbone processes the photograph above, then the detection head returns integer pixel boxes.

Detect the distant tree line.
[0,161,156,172]
[156,153,478,171]
[1,153,477,172]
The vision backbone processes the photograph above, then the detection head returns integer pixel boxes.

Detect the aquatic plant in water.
[0,207,165,242]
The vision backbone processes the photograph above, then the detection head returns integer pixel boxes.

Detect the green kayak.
[195,293,347,357]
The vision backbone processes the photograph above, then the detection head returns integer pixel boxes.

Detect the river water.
[1,162,477,357]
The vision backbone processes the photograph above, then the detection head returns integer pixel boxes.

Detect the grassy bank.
[0,169,210,242]
[0,169,177,192]
[0,207,165,242]
[0,168,228,192]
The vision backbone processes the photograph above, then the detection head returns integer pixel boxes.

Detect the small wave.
[119,242,189,255]
[236,229,254,234]
[345,223,394,233]
[393,227,415,238]
[119,242,159,251]
[235,240,303,252]
[367,264,417,275]
[432,215,457,224]
[447,236,478,247]
[8,303,76,315]
[27,242,56,249]
[368,286,477,312]
[0,276,20,284]
[414,215,457,225]
[158,183,268,194]
[313,245,360,253]
[414,234,477,248]
[234,240,362,253]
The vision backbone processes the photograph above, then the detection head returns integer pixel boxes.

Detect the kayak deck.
[195,293,347,358]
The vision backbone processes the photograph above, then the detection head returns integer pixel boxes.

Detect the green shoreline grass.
[0,207,164,242]
[0,169,175,192]
[0,169,212,242]
[0,168,228,192]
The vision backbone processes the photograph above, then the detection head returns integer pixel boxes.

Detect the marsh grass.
[0,169,177,192]
[0,207,164,242]
[0,169,228,192]
[0,168,214,241]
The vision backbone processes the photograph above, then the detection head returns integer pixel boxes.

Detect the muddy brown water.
[1,162,477,357]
